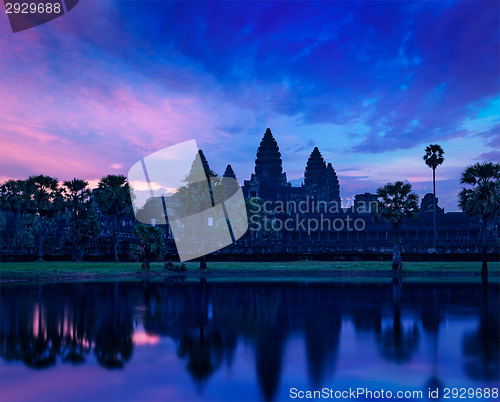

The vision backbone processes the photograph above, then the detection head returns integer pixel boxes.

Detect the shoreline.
[1,261,499,284]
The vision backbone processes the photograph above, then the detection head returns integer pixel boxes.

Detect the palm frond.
[423,144,445,169]
[376,181,419,226]
[459,162,500,219]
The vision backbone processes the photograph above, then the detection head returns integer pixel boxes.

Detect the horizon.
[1,1,499,212]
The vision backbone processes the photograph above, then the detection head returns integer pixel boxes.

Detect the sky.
[0,0,499,211]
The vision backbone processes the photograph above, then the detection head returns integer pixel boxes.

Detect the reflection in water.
[1,280,499,400]
[422,286,445,394]
[304,292,341,390]
[377,278,419,364]
[0,283,134,370]
[462,281,499,382]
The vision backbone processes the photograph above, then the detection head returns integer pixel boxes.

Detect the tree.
[423,144,444,250]
[62,179,100,261]
[94,175,132,262]
[376,181,419,270]
[130,224,166,270]
[25,175,62,261]
[175,150,220,270]
[458,162,500,279]
[0,179,30,247]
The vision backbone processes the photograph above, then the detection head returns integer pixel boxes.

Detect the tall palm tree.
[458,162,500,279]
[376,181,419,270]
[423,144,444,250]
[25,175,62,260]
[94,175,132,262]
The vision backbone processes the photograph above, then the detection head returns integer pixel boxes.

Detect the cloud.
[0,1,498,213]
[477,150,500,162]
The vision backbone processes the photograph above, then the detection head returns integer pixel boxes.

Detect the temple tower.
[198,150,212,176]
[303,148,341,203]
[223,164,240,198]
[253,128,288,187]
[304,147,327,190]
[188,149,214,179]
[326,163,341,203]
[223,164,236,179]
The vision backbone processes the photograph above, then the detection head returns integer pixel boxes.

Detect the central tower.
[253,128,288,187]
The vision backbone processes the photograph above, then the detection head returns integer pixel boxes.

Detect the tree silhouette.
[0,179,30,248]
[130,224,165,270]
[423,144,444,250]
[458,162,500,279]
[25,175,62,260]
[62,179,100,261]
[94,175,132,262]
[376,181,419,270]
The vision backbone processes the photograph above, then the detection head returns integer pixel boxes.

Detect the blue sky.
[0,0,499,210]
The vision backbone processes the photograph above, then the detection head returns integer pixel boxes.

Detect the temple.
[233,128,497,254]
[243,128,341,204]
[0,128,497,259]
[127,127,496,257]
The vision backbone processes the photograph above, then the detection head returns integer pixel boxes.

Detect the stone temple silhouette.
[243,128,341,204]
[115,127,495,257]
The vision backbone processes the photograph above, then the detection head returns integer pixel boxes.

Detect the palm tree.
[0,179,30,247]
[63,179,100,261]
[458,162,500,279]
[376,181,419,270]
[25,175,62,261]
[423,144,444,250]
[93,175,132,262]
[130,224,166,270]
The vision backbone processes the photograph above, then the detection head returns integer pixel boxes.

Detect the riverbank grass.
[1,260,498,283]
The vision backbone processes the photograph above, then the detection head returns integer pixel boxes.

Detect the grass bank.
[1,260,499,283]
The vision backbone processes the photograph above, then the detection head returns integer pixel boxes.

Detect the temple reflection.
[1,280,498,400]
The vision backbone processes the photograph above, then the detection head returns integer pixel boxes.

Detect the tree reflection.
[462,282,499,382]
[422,288,444,396]
[378,278,419,364]
[61,300,91,365]
[94,284,133,369]
[1,280,498,398]
[0,283,133,370]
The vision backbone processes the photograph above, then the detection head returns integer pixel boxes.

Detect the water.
[1,279,498,401]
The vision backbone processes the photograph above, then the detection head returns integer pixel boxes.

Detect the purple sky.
[0,1,499,211]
